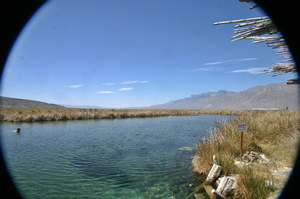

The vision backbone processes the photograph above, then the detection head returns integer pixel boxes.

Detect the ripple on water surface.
[1,115,234,198]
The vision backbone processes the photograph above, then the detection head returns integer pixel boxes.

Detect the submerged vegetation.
[192,110,300,198]
[0,108,246,122]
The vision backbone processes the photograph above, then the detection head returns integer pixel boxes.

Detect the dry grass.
[235,167,274,199]
[0,108,247,122]
[192,110,300,199]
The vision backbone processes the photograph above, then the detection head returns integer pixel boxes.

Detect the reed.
[192,110,300,198]
[0,108,248,123]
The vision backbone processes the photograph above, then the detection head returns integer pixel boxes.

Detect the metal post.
[240,131,243,163]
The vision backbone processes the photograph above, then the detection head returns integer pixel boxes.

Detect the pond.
[1,114,233,198]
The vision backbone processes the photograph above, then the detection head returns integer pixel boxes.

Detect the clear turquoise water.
[1,114,233,198]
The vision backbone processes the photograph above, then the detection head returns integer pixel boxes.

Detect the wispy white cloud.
[231,68,265,74]
[94,91,114,94]
[104,83,114,85]
[204,61,223,65]
[120,80,149,84]
[62,85,83,88]
[185,58,258,72]
[184,66,221,72]
[119,87,133,91]
[120,81,138,84]
[204,58,257,65]
[236,58,258,61]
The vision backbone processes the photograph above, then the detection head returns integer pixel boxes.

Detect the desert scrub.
[0,108,248,122]
[192,110,300,198]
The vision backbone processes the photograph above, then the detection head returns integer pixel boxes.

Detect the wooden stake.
[240,131,243,163]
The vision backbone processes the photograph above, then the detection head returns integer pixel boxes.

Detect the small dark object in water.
[13,128,20,133]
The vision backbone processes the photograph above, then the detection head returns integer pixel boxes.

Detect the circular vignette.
[0,0,299,198]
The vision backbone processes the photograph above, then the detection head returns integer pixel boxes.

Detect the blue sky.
[1,0,297,108]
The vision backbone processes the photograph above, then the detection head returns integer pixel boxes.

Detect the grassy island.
[192,110,299,198]
[0,108,245,122]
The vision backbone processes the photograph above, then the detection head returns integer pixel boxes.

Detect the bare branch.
[213,4,296,78]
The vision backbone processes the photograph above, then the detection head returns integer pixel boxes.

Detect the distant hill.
[149,82,299,110]
[61,104,108,109]
[0,97,64,108]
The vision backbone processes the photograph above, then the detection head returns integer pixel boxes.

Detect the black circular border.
[1,0,299,198]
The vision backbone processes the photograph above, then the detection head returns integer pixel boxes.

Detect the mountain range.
[0,82,299,110]
[60,104,107,109]
[149,82,299,110]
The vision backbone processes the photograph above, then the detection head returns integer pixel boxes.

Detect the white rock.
[265,180,278,189]
[260,154,268,161]
[213,155,217,164]
[268,194,280,199]
[234,160,251,168]
[274,167,292,177]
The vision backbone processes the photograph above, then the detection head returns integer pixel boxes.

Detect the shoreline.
[0,108,245,123]
[191,110,299,198]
